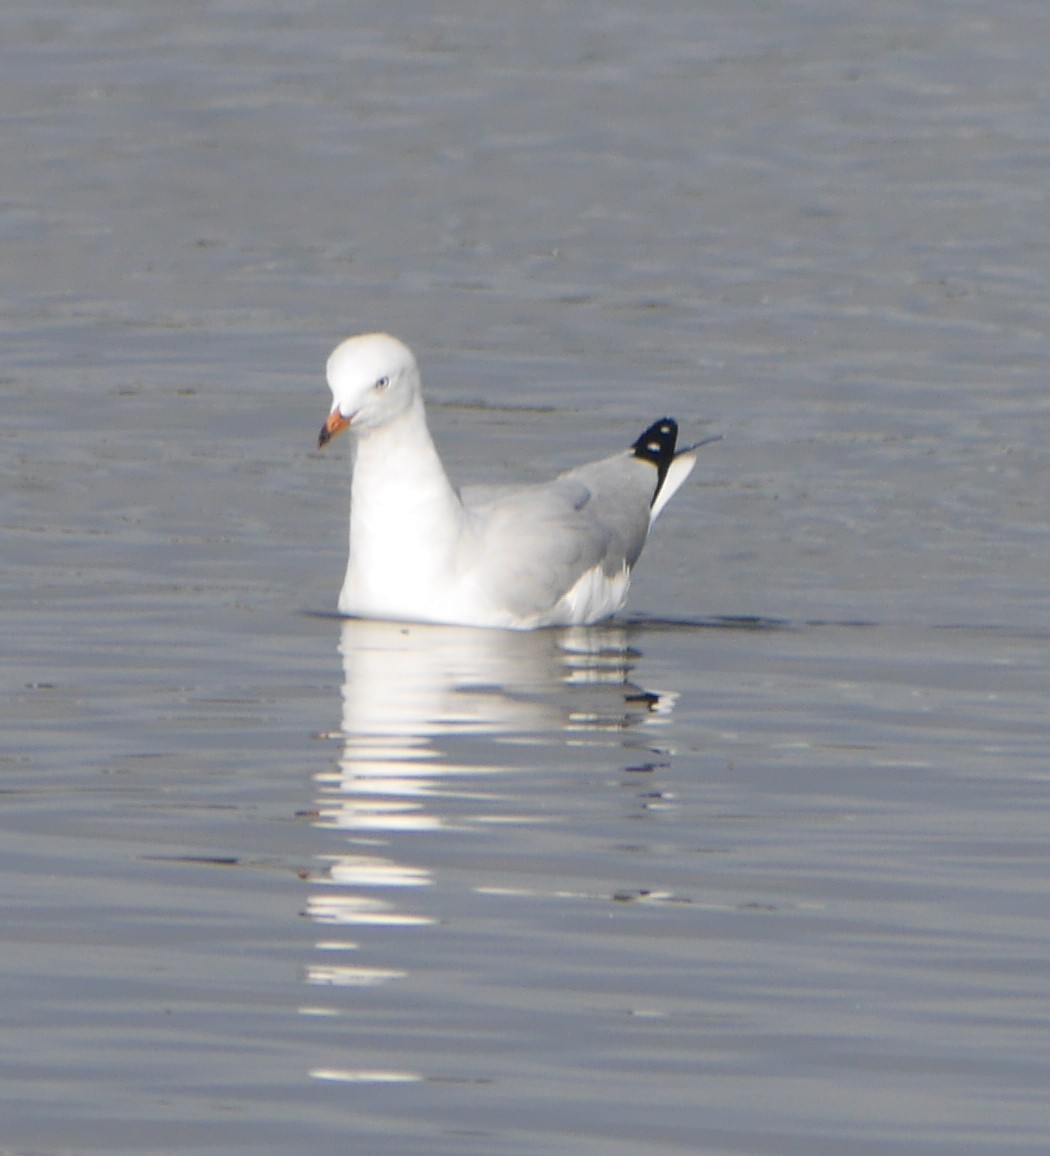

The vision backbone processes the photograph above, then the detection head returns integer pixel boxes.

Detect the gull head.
[318,332,422,448]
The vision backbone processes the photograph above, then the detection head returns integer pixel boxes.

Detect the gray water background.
[3,1,1049,1152]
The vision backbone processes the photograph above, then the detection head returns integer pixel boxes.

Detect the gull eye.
[374,375,390,391]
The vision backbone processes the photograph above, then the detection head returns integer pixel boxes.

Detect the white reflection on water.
[302,618,680,1072]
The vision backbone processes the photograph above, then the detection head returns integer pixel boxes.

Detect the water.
[3,1,1049,1152]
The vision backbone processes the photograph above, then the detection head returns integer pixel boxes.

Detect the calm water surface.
[3,1,1049,1153]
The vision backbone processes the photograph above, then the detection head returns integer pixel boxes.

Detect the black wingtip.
[631,418,678,494]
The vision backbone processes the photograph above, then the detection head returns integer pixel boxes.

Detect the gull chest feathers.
[316,333,716,630]
[343,404,470,617]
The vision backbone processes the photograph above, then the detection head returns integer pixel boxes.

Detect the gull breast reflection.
[302,618,680,1081]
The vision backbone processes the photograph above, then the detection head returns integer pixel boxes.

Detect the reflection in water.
[302,618,679,1083]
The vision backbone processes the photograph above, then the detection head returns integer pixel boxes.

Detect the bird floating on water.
[317,333,716,630]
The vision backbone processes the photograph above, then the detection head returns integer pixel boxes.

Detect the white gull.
[317,333,715,630]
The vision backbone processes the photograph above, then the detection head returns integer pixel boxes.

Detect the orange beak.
[318,408,350,449]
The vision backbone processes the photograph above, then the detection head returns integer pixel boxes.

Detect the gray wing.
[459,450,659,619]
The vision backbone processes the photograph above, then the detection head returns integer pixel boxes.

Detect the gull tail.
[631,418,721,523]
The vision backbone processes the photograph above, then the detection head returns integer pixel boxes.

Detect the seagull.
[317,333,716,630]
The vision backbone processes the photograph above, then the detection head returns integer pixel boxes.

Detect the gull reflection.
[302,618,680,1081]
